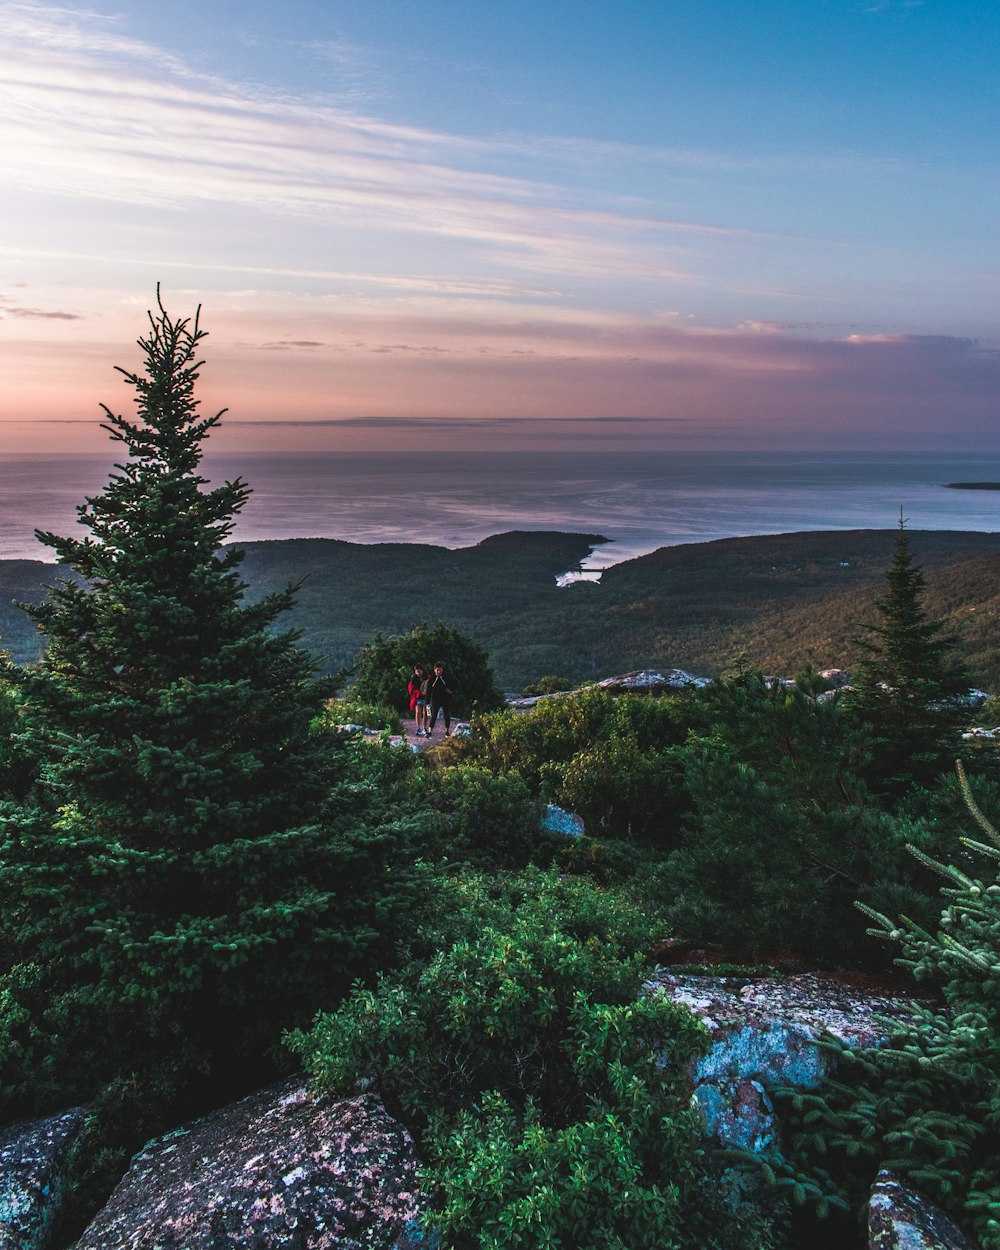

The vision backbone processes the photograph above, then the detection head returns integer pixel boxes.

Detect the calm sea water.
[4,450,1000,578]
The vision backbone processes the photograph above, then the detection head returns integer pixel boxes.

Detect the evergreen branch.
[956,758,1000,848]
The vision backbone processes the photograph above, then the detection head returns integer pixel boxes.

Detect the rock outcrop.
[650,972,916,1153]
[595,668,712,693]
[0,1108,86,1250]
[75,1082,426,1250]
[540,803,585,838]
[868,1170,979,1250]
[507,667,712,711]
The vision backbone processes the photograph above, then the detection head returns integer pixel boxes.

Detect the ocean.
[5,450,1000,579]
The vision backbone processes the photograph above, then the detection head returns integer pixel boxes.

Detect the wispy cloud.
[0,304,81,320]
[0,0,820,296]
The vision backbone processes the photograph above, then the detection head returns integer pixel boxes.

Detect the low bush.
[522,674,575,696]
[421,764,544,869]
[470,691,691,843]
[288,867,776,1249]
[550,732,686,841]
[319,697,401,734]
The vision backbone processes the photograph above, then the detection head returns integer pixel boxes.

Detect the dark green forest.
[2,295,999,1249]
[5,525,1000,692]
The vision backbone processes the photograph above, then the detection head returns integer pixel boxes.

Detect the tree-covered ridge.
[238,528,1000,691]
[2,527,999,690]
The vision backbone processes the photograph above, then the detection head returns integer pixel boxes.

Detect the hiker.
[427,662,453,736]
[408,664,430,737]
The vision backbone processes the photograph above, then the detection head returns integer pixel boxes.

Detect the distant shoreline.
[944,482,1000,490]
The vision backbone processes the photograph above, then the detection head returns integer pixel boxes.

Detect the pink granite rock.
[74,1082,428,1250]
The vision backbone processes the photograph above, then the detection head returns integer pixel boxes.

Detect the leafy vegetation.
[522,674,575,695]
[289,868,778,1250]
[0,294,428,1223]
[659,672,952,965]
[319,695,402,734]
[1,295,998,1248]
[351,620,506,718]
[468,688,690,843]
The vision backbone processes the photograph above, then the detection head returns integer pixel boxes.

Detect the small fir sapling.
[843,512,973,794]
[770,759,1000,1249]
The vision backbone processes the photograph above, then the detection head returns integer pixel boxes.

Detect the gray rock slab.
[506,668,712,712]
[650,973,916,1153]
[869,1170,980,1250]
[0,1107,86,1250]
[595,668,711,692]
[74,1082,427,1250]
[540,803,585,838]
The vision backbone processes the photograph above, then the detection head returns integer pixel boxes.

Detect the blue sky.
[1,0,997,453]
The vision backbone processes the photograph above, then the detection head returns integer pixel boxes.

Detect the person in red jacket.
[407,664,430,737]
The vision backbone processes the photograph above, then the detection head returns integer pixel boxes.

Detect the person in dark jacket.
[427,662,453,736]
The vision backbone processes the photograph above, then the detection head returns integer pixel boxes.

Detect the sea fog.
[4,450,1000,579]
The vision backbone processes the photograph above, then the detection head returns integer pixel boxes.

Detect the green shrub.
[288,867,663,1128]
[351,623,505,718]
[976,693,1000,725]
[320,697,402,734]
[469,691,690,843]
[422,764,545,869]
[663,673,950,966]
[554,832,653,885]
[469,691,614,783]
[663,746,948,966]
[289,867,774,1249]
[522,675,575,696]
[551,732,686,841]
[422,1039,760,1250]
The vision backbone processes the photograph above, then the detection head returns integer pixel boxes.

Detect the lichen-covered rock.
[649,973,915,1153]
[0,1107,86,1250]
[506,668,712,712]
[540,803,585,838]
[868,1170,980,1250]
[74,1082,427,1250]
[595,668,711,693]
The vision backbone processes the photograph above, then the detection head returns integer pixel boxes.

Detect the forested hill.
[3,527,1000,690]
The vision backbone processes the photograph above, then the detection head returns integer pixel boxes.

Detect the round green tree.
[350,621,505,718]
[0,292,424,1135]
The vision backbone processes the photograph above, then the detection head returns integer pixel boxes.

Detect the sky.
[1,0,998,455]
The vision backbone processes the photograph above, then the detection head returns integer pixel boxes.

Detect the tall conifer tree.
[844,513,971,792]
[0,292,421,1128]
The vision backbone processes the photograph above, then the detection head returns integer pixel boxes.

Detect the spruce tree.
[0,292,423,1132]
[776,762,1000,1249]
[843,513,971,793]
